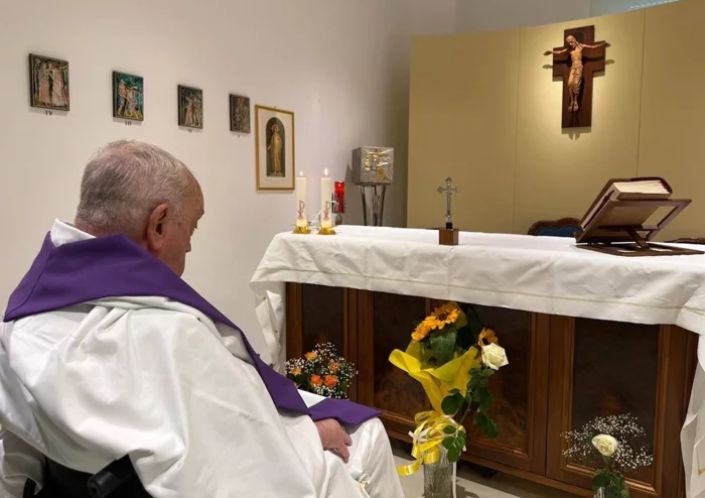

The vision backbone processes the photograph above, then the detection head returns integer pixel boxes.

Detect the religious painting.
[29,54,70,111]
[178,85,203,129]
[255,105,295,191]
[112,71,144,121]
[229,94,250,133]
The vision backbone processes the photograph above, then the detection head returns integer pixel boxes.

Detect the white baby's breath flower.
[592,434,619,458]
[481,343,508,370]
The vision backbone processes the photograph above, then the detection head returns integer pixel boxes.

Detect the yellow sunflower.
[427,302,460,330]
[411,317,436,341]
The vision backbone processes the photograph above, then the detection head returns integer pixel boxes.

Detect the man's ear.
[145,203,170,253]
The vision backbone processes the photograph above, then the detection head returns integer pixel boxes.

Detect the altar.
[251,226,702,497]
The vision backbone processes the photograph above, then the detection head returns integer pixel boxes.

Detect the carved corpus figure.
[544,26,609,128]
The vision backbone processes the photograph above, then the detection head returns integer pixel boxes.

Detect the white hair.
[75,140,197,239]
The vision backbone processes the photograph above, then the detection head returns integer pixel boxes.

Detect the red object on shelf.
[335,181,345,213]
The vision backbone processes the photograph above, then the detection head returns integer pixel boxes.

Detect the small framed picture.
[255,105,295,191]
[178,85,203,129]
[229,94,250,133]
[113,71,144,121]
[29,54,70,111]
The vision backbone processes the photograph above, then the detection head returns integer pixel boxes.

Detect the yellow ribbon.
[397,410,465,476]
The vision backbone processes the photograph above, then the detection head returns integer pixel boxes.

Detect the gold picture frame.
[255,105,295,190]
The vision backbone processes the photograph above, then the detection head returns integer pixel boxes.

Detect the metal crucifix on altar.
[437,176,459,246]
[437,176,458,229]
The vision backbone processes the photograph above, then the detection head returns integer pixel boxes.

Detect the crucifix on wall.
[544,26,609,128]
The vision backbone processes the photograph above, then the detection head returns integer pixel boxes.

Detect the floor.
[392,442,576,498]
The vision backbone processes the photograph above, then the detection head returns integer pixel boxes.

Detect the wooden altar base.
[286,283,697,498]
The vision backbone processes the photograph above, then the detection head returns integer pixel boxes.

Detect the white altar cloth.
[250,225,705,496]
[251,225,705,364]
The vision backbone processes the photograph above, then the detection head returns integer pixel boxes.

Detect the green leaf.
[441,391,464,415]
[474,412,499,438]
[475,389,494,413]
[447,446,461,462]
[480,367,495,378]
[428,327,457,366]
[465,306,484,334]
[457,429,467,447]
[443,426,456,435]
[442,437,454,450]
[592,470,610,490]
[442,435,464,463]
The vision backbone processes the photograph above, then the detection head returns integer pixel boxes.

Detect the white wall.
[453,0,684,33]
[0,0,455,356]
[455,0,591,32]
[590,0,680,15]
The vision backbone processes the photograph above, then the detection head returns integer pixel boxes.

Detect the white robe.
[683,339,705,498]
[0,220,403,498]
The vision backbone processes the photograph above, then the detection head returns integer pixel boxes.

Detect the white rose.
[592,434,619,458]
[481,343,508,370]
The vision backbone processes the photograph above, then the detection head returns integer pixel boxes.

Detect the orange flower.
[477,328,498,348]
[429,302,460,329]
[311,374,322,386]
[328,361,340,372]
[411,316,437,342]
[305,351,318,361]
[324,375,338,388]
[290,366,302,376]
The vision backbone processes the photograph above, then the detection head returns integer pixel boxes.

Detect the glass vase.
[423,447,456,498]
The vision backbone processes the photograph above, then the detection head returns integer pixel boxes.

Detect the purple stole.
[4,234,378,425]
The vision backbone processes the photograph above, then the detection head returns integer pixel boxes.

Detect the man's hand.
[315,418,352,462]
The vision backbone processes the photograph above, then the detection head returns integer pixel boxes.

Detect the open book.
[579,177,671,230]
[576,177,700,256]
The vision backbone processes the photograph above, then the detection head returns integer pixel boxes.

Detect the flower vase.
[423,447,456,498]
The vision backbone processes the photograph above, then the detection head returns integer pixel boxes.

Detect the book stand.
[576,198,703,256]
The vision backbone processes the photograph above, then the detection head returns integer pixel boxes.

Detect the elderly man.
[0,141,404,497]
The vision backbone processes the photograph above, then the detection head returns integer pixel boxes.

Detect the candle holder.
[318,200,336,235]
[293,200,311,234]
[317,225,336,236]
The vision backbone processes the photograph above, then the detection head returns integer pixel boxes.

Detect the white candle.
[320,168,333,221]
[295,171,307,228]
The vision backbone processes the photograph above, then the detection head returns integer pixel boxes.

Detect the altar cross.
[546,25,608,128]
[437,177,457,229]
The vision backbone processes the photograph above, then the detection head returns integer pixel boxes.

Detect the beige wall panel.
[637,0,705,240]
[407,31,519,232]
[513,11,644,234]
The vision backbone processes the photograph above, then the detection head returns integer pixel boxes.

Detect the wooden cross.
[437,177,458,229]
[545,26,609,128]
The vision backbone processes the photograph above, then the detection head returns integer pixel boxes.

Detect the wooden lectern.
[576,177,703,256]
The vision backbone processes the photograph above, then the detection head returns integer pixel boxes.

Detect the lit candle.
[295,171,308,229]
[320,168,333,223]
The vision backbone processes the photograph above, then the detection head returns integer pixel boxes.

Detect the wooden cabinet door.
[355,293,551,474]
[546,317,696,498]
[461,306,550,474]
[285,283,359,400]
[356,290,431,441]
